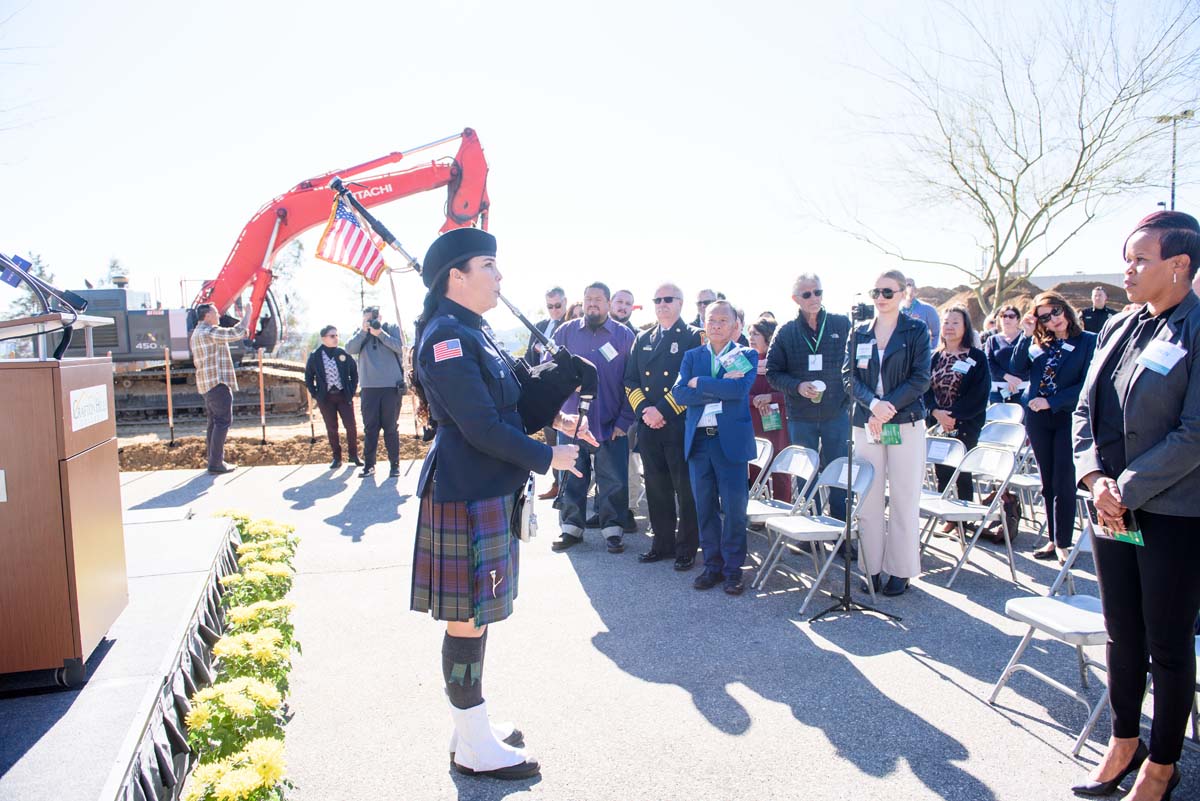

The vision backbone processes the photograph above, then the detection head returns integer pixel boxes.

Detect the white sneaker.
[448,701,539,779]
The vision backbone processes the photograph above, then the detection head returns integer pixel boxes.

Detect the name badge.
[856,343,873,360]
[951,360,971,374]
[1138,340,1188,376]
[703,402,723,417]
[808,354,823,371]
[599,342,618,362]
[1061,342,1075,352]
[857,359,869,370]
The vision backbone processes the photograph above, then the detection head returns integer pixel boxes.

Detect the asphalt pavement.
[118,464,1200,801]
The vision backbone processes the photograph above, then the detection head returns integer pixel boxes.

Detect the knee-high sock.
[442,633,485,709]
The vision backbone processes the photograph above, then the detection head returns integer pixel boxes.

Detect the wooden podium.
[0,356,127,685]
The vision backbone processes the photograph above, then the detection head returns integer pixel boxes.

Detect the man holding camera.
[346,306,407,478]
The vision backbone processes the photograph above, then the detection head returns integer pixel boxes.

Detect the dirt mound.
[1047,280,1128,311]
[119,433,431,471]
[916,285,966,308]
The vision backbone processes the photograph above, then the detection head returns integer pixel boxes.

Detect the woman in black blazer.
[1009,292,1097,560]
[924,306,989,501]
[983,303,1027,403]
[1070,211,1200,801]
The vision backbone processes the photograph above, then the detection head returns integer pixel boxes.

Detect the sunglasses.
[652,296,678,304]
[868,287,899,300]
[799,289,824,299]
[1000,312,1018,320]
[1036,306,1066,325]
[546,302,563,310]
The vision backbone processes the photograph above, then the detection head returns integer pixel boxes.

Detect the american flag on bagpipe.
[315,196,388,284]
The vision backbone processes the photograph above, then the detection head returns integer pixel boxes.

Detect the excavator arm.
[193,128,489,347]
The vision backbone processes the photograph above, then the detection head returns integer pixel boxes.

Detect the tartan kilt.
[410,491,519,626]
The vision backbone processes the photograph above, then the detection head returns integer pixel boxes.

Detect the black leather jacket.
[844,314,932,426]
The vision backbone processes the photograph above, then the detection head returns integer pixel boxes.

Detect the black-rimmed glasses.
[868,287,898,300]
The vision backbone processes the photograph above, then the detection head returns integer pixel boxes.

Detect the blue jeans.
[558,434,629,540]
[688,435,750,579]
[787,414,850,520]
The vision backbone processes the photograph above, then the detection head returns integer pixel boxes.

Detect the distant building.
[1029,272,1124,291]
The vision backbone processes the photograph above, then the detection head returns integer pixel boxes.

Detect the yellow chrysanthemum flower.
[224,695,256,717]
[243,738,286,784]
[193,687,220,704]
[243,682,281,708]
[185,702,213,729]
[213,766,263,801]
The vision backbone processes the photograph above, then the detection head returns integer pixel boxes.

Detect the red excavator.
[66,128,489,421]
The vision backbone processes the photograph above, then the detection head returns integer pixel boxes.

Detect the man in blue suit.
[673,301,758,595]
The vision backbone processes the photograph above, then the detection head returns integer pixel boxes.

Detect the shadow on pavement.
[130,471,216,509]
[321,477,412,543]
[565,534,1010,801]
[283,467,353,511]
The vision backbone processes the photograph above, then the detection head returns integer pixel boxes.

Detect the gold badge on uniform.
[671,342,679,354]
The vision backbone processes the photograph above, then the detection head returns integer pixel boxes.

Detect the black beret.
[421,228,497,289]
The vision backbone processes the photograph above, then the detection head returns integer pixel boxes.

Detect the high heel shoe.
[1071,739,1147,796]
[1161,765,1182,801]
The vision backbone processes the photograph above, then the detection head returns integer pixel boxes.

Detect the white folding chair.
[985,403,1025,425]
[988,526,1108,756]
[747,445,819,524]
[919,446,1017,587]
[747,437,775,499]
[978,420,1027,452]
[924,436,967,498]
[755,458,877,615]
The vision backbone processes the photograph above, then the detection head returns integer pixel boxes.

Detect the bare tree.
[826,0,1200,313]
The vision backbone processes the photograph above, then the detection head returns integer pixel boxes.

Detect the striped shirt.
[191,321,247,395]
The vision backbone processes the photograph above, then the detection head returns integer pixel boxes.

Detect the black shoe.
[882,576,909,596]
[637,551,667,563]
[622,520,639,534]
[861,573,882,594]
[350,456,363,466]
[606,536,625,554]
[359,465,375,478]
[329,459,342,471]
[207,462,236,475]
[451,756,541,780]
[723,577,745,595]
[693,571,722,590]
[1071,740,1148,796]
[551,533,583,552]
[673,555,696,571]
[1033,543,1058,560]
[389,463,400,478]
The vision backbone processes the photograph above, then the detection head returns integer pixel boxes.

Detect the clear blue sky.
[0,0,1182,335]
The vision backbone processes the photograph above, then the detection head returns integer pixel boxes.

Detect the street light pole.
[1155,110,1194,210]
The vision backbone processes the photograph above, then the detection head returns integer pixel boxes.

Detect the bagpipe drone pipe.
[328,179,597,435]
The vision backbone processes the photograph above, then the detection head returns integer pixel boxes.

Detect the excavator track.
[111,358,311,423]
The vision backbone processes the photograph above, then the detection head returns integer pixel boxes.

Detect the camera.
[369,319,382,330]
[851,301,875,321]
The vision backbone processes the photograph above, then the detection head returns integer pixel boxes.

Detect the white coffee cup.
[810,380,826,404]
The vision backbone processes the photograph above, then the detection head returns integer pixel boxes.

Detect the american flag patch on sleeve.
[433,338,463,362]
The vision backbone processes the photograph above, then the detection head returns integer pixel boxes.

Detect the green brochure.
[881,423,902,445]
[761,404,782,432]
[719,349,754,375]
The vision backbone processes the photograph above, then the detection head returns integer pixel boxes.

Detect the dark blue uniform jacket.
[416,298,553,503]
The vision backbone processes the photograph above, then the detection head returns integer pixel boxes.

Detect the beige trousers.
[854,421,926,579]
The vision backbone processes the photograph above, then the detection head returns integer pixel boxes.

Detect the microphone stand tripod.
[810,302,901,623]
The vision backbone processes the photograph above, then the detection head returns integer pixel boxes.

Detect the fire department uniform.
[623,319,704,563]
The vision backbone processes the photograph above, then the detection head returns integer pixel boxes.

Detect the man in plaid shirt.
[191,303,250,474]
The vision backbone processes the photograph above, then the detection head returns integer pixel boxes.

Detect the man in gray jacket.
[346,306,407,478]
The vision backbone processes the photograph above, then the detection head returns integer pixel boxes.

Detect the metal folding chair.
[754,458,876,615]
[988,525,1107,756]
[746,445,819,524]
[919,446,1017,587]
[924,436,967,499]
[985,403,1025,425]
[747,437,775,499]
